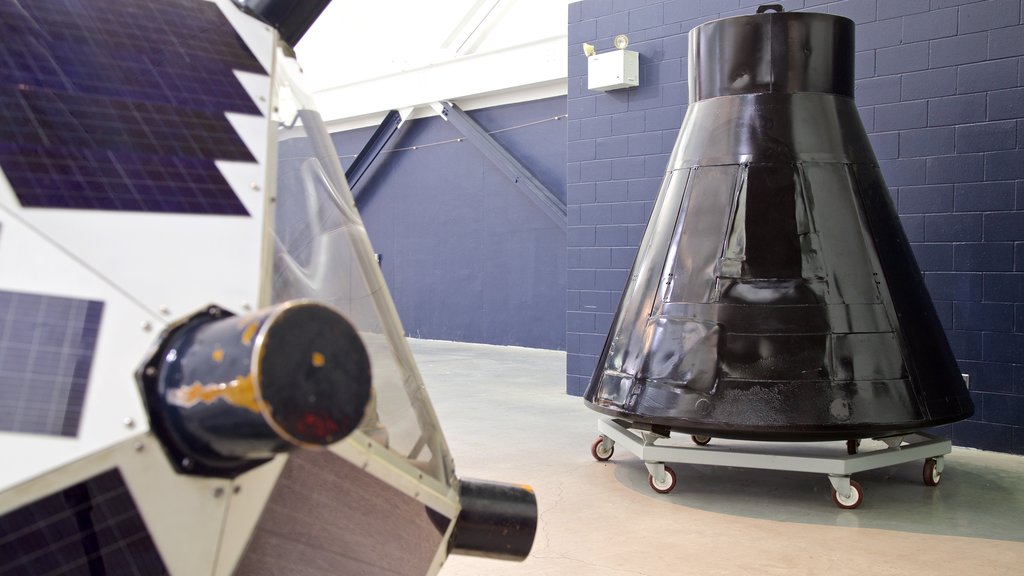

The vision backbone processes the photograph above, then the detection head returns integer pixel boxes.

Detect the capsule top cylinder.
[688,8,855,103]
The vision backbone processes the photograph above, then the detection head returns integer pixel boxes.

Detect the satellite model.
[0,0,535,574]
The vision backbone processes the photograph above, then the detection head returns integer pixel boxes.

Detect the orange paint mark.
[211,348,225,363]
[168,374,261,413]
[311,351,325,367]
[241,322,259,346]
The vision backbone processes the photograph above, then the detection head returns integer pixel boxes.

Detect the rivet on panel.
[141,321,153,332]
[250,182,261,192]
[213,487,225,498]
[134,442,145,452]
[159,305,171,315]
[123,417,135,429]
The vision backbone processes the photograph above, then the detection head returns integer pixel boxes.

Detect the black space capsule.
[584,6,974,442]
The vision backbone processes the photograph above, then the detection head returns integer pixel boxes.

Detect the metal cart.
[590,417,949,509]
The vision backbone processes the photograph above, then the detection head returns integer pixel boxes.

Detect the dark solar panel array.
[0,0,266,215]
[0,468,169,576]
[0,290,103,437]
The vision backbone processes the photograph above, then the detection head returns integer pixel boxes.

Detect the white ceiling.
[296,0,572,129]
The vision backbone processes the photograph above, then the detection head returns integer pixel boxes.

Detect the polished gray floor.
[411,339,1024,576]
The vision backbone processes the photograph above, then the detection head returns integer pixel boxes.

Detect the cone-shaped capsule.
[583,7,974,441]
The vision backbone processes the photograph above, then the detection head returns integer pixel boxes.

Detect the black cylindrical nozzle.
[234,0,332,46]
[137,301,371,477]
[450,479,537,562]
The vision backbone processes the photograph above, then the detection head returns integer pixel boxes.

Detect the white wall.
[296,0,571,130]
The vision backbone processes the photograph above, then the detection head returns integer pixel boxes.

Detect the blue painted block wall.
[567,0,1024,454]
[327,97,567,350]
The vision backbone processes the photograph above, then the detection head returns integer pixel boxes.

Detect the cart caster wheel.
[846,439,860,455]
[691,435,712,446]
[648,466,677,494]
[591,436,614,461]
[923,458,942,487]
[831,479,863,510]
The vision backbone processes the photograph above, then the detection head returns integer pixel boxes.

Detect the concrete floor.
[408,339,1024,576]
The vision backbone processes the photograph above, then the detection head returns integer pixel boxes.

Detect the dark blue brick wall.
[329,97,567,350]
[567,0,1024,454]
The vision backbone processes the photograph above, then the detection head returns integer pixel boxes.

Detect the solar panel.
[0,468,169,575]
[0,0,265,215]
[0,290,103,437]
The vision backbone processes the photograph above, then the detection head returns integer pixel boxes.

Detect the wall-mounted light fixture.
[586,34,639,92]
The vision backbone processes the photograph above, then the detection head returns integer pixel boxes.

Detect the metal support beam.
[345,109,403,201]
[432,101,566,227]
[440,0,506,56]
